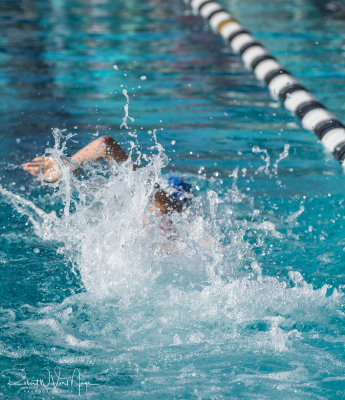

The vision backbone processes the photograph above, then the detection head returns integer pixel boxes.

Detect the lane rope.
[184,0,345,166]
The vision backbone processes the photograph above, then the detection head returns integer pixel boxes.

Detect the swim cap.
[167,176,192,204]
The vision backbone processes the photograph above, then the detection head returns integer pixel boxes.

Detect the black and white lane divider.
[184,0,345,166]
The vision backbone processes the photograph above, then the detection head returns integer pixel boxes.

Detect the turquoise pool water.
[1,0,345,398]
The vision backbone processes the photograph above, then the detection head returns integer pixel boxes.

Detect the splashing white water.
[252,144,290,177]
[273,144,290,175]
[2,128,343,387]
[252,145,271,175]
[120,89,134,130]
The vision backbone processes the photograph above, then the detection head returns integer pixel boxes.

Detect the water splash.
[2,130,344,398]
[273,144,290,175]
[252,144,290,177]
[120,89,134,130]
[252,145,271,175]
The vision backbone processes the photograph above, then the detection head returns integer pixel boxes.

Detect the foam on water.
[1,130,344,398]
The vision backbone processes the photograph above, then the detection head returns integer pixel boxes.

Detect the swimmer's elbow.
[98,136,116,146]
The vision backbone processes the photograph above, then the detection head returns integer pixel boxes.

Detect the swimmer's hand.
[23,156,62,183]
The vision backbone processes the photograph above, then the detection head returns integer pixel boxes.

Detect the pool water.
[1,0,345,398]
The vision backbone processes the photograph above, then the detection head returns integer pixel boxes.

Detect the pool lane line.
[184,0,345,166]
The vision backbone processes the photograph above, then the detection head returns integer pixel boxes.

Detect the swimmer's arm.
[23,136,179,214]
[23,136,135,182]
[70,136,132,168]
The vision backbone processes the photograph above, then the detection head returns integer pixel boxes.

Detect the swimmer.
[23,136,192,215]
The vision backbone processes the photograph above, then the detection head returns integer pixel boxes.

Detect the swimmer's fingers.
[23,161,43,169]
[24,157,56,170]
[23,163,42,176]
[25,156,53,166]
[23,158,47,169]
[23,161,46,174]
[23,157,45,169]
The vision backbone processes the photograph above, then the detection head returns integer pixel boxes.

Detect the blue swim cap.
[167,176,192,204]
